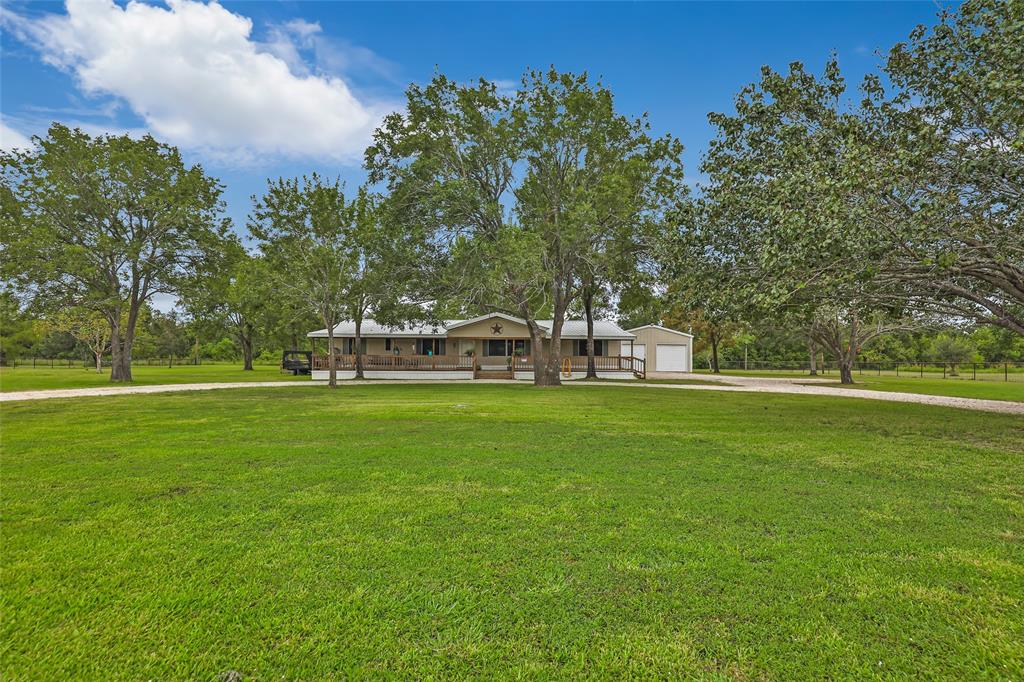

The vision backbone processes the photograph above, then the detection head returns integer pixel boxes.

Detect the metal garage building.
[625,324,695,375]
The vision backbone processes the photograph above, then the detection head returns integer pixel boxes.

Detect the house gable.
[445,314,534,339]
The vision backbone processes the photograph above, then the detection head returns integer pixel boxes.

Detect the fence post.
[920,364,923,379]
[973,363,976,381]
[896,363,899,377]
[943,363,946,379]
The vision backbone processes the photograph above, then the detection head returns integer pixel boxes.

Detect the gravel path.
[0,381,308,403]
[1,376,1021,415]
[580,374,1024,415]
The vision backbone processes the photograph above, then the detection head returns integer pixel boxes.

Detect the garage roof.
[626,324,694,338]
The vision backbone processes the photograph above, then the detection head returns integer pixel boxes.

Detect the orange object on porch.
[562,357,572,377]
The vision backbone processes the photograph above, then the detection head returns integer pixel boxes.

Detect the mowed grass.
[2,385,1022,679]
[0,363,303,392]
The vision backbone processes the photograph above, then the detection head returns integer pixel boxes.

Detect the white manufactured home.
[307,313,694,381]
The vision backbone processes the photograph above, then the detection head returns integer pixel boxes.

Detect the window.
[574,339,605,356]
[416,338,446,356]
[337,338,367,354]
[485,339,530,356]
[486,339,508,356]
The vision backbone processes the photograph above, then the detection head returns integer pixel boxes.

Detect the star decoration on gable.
[491,323,503,335]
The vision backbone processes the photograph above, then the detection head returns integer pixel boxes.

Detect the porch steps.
[476,370,513,380]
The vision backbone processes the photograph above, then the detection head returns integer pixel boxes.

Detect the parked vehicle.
[281,350,312,375]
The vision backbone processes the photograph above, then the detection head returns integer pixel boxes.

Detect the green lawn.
[2,385,1022,678]
[0,362,303,392]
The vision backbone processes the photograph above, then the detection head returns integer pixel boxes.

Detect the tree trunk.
[354,315,364,380]
[94,351,103,373]
[808,339,818,376]
[108,315,134,382]
[537,297,569,386]
[528,315,561,385]
[838,359,854,385]
[584,287,597,379]
[326,324,337,389]
[710,335,721,374]
[240,332,254,371]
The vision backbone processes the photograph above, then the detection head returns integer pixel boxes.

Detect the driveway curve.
[1,376,1021,415]
[581,374,1024,415]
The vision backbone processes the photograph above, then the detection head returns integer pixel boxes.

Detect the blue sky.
[2,1,944,233]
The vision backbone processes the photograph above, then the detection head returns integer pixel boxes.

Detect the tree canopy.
[1,124,229,381]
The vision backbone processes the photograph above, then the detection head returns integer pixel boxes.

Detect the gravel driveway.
[1,376,1021,415]
[583,373,1024,415]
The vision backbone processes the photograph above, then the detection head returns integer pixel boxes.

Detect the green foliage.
[0,290,40,363]
[250,177,428,383]
[181,240,277,369]
[929,334,976,365]
[0,124,229,381]
[859,0,1024,334]
[673,0,1023,381]
[200,337,240,361]
[367,69,685,384]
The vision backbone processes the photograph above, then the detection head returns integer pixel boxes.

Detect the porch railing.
[310,353,644,378]
[514,355,645,378]
[311,353,475,371]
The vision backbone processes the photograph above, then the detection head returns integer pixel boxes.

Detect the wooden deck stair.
[475,369,513,380]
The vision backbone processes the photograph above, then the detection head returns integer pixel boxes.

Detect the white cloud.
[260,18,400,87]
[0,120,33,151]
[490,79,518,97]
[4,0,398,164]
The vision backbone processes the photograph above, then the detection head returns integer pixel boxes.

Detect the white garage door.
[656,344,688,372]
[632,344,646,360]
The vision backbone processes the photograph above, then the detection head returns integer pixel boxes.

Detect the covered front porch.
[306,313,645,380]
[309,350,645,380]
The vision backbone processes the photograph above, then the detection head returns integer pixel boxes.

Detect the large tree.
[696,60,914,384]
[862,0,1024,335]
[0,124,228,382]
[183,239,275,371]
[250,177,428,385]
[517,70,685,379]
[366,69,684,386]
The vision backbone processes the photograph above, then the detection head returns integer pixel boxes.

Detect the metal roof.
[308,315,635,340]
[626,324,695,339]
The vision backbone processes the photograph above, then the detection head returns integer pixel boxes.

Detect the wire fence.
[3,357,280,369]
[701,360,1024,382]
[6,356,1024,382]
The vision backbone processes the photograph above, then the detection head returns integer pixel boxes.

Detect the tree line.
[2,0,1020,386]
